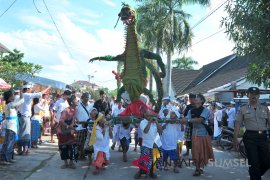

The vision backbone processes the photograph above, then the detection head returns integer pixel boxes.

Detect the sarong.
[31,120,40,141]
[59,144,78,161]
[140,146,163,177]
[18,116,31,147]
[0,129,15,161]
[191,136,214,168]
[75,129,88,146]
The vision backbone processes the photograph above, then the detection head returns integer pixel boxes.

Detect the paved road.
[1,135,270,180]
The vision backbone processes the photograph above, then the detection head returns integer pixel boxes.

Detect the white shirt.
[161,123,178,150]
[40,99,50,117]
[20,92,42,116]
[76,101,93,131]
[53,98,69,123]
[3,99,24,133]
[214,110,223,137]
[112,106,125,117]
[119,124,134,139]
[226,107,236,129]
[93,125,111,160]
[140,119,162,148]
[31,104,45,123]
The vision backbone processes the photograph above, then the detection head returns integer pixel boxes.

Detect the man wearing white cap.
[158,96,171,117]
[226,101,236,129]
[18,82,51,155]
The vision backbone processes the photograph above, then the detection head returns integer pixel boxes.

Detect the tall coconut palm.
[172,56,198,69]
[136,0,210,96]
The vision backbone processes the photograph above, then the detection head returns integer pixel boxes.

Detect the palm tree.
[172,56,198,69]
[136,0,210,96]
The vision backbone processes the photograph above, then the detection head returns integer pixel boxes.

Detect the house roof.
[171,69,200,95]
[0,42,10,53]
[172,55,254,96]
[72,80,99,87]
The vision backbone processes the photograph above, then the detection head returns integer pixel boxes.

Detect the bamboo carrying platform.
[77,116,183,126]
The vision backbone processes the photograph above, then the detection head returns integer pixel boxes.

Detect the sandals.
[173,168,180,173]
[60,164,68,169]
[149,173,158,179]
[164,166,169,171]
[92,170,99,175]
[199,169,204,174]
[193,169,201,176]
[69,163,76,169]
[134,172,141,179]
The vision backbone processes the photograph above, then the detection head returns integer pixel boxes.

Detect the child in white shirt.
[119,122,134,162]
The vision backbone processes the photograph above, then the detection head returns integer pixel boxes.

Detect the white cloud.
[0,12,126,90]
[76,18,99,26]
[20,15,54,30]
[102,0,116,7]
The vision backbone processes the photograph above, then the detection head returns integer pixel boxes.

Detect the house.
[171,54,270,102]
[0,42,10,55]
[72,80,99,91]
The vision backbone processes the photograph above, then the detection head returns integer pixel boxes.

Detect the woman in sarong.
[0,89,23,165]
[188,94,214,176]
[31,98,45,148]
[57,95,78,169]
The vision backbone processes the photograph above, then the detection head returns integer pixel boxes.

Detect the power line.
[191,28,225,47]
[42,0,87,77]
[0,0,17,18]
[191,0,229,30]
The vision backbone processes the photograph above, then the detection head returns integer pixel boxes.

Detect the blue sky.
[0,0,234,90]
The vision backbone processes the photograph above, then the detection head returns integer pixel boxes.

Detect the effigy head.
[118,3,136,25]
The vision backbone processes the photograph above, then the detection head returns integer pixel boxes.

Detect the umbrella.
[0,78,11,89]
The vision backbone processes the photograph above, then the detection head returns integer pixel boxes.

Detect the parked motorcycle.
[219,126,234,150]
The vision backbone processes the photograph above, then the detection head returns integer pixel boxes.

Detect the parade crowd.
[0,83,269,180]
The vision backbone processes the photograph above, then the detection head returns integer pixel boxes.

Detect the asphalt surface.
[1,135,270,180]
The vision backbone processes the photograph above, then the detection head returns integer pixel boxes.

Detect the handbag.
[80,103,90,128]
[201,122,213,136]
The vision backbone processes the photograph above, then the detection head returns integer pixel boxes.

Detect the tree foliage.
[172,56,198,69]
[0,49,42,87]
[135,0,210,95]
[222,0,270,87]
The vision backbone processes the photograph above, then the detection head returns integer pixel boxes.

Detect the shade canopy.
[0,78,11,89]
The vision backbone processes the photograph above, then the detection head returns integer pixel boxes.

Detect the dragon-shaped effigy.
[89,3,166,115]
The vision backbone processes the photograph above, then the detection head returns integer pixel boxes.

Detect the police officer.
[234,87,270,180]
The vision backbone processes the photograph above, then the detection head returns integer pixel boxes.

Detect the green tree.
[136,0,210,96]
[172,56,198,69]
[222,0,270,87]
[0,49,42,87]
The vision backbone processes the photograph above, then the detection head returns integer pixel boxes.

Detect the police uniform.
[236,87,270,180]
